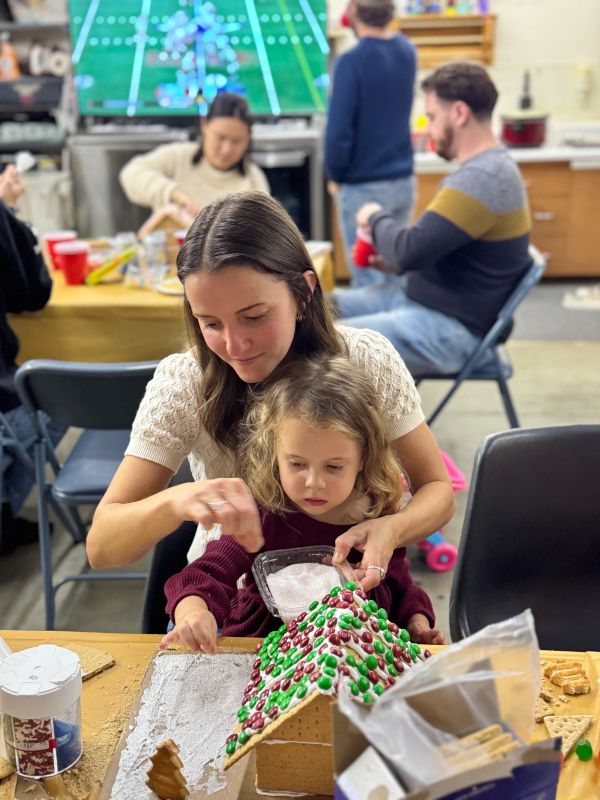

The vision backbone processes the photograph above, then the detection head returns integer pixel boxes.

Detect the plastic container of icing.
[253,546,345,623]
[0,645,82,778]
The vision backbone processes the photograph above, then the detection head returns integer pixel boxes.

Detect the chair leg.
[496,376,520,428]
[34,442,55,630]
[426,379,464,426]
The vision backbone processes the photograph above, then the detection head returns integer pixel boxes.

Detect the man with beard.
[329,63,532,377]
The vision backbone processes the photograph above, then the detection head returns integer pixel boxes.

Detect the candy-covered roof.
[225,582,431,766]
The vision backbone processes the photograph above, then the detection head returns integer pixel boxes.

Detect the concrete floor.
[1,339,599,639]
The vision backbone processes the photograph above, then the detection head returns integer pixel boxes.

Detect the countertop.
[415,143,600,174]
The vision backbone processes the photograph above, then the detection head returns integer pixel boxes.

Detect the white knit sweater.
[119,142,269,211]
[127,325,423,478]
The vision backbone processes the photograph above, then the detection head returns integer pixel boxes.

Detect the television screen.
[68,0,329,117]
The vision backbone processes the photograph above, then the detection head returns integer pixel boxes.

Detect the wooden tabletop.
[0,632,598,799]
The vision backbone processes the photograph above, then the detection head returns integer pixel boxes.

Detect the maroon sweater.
[164,509,435,637]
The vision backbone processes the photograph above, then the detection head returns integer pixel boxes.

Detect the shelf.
[0,20,68,34]
[0,139,64,153]
[0,75,62,109]
[392,13,496,68]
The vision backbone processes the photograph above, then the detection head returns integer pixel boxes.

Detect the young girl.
[161,354,444,654]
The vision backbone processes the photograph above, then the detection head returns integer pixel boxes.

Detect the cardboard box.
[332,702,561,800]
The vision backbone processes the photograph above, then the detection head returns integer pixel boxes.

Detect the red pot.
[501,112,548,148]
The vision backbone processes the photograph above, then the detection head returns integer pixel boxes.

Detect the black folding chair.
[415,246,545,428]
[449,425,600,651]
[15,359,158,630]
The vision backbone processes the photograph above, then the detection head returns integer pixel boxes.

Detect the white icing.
[266,563,342,622]
[109,651,254,799]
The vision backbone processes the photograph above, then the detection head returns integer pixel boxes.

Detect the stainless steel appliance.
[68,119,325,239]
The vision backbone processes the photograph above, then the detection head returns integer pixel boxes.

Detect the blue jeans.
[331,275,490,377]
[1,406,66,515]
[336,176,415,288]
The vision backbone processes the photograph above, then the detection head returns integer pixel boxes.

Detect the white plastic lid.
[0,645,81,717]
[53,240,89,255]
[43,230,76,241]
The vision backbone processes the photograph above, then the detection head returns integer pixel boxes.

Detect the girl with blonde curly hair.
[162,354,443,653]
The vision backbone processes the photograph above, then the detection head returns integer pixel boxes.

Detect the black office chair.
[415,245,545,429]
[140,520,197,634]
[15,359,159,630]
[449,425,600,651]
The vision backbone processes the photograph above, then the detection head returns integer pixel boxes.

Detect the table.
[8,253,335,364]
[0,631,595,800]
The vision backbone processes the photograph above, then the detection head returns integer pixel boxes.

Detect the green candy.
[298,621,308,631]
[317,675,333,691]
[357,676,370,692]
[341,614,354,625]
[377,608,388,620]
[309,611,318,622]
[278,625,287,634]
[357,662,369,677]
[388,665,398,677]
[238,730,249,745]
[226,741,237,755]
[400,629,410,642]
[272,666,282,677]
[361,693,374,704]
[349,682,360,696]
[365,655,378,670]
[410,643,421,655]
[383,631,393,643]
[257,679,266,691]
[373,640,385,654]
[351,617,362,629]
[249,696,258,708]
[314,636,325,646]
[338,621,351,630]
[576,738,593,761]
[325,654,338,669]
[346,654,357,667]
[323,666,337,678]
[373,683,385,696]
[280,695,291,710]
[285,668,296,679]
[297,685,308,699]
[344,581,356,590]
[385,650,394,664]
[237,707,249,721]
[317,654,327,665]
[326,608,336,619]
[306,650,317,661]
[309,600,319,611]
[330,585,342,596]
[315,615,326,627]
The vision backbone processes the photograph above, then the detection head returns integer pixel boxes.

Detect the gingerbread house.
[224,582,432,795]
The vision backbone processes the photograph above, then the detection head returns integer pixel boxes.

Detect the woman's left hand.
[333,515,397,592]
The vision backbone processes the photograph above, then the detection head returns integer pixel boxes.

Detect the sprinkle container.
[253,545,345,623]
[0,645,82,778]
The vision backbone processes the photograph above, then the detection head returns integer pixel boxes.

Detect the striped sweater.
[370,146,532,337]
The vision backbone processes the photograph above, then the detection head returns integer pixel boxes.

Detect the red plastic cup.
[340,10,351,26]
[53,240,90,285]
[352,229,376,267]
[174,229,189,248]
[43,230,77,270]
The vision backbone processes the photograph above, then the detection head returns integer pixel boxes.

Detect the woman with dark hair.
[86,192,454,593]
[119,93,269,218]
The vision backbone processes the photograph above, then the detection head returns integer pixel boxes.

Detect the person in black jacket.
[0,165,63,553]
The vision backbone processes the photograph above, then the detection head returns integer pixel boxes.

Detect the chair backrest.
[478,245,545,353]
[449,424,600,651]
[15,360,159,430]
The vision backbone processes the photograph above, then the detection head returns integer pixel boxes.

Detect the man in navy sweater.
[325,0,416,288]
[330,63,532,377]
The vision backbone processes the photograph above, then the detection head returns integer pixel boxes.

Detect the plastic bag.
[338,610,539,791]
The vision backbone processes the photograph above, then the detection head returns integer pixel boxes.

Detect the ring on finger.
[366,564,386,579]
[207,499,231,511]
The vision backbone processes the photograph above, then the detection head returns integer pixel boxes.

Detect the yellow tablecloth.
[8,253,335,363]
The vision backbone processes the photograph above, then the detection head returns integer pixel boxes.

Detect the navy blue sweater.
[325,35,416,185]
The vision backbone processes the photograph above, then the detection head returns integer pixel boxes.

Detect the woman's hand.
[406,613,445,645]
[170,187,202,218]
[355,201,382,231]
[333,515,396,592]
[169,478,264,553]
[0,165,25,208]
[160,596,218,653]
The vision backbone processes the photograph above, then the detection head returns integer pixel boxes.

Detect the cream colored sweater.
[125,325,424,562]
[119,142,269,211]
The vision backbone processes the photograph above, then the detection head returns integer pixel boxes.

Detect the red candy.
[368,670,379,684]
[329,633,341,646]
[361,631,373,644]
[362,643,374,655]
[268,707,279,719]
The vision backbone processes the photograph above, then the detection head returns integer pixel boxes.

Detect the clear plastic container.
[252,546,345,623]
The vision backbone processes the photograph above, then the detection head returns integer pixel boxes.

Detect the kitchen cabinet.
[391,14,496,68]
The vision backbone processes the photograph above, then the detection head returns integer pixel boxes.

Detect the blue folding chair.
[15,359,159,630]
[415,246,545,428]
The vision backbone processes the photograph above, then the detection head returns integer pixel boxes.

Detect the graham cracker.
[66,643,116,681]
[543,661,581,677]
[0,756,15,780]
[255,741,333,795]
[441,725,520,773]
[544,714,593,757]
[225,691,332,769]
[535,696,554,723]
[146,739,189,800]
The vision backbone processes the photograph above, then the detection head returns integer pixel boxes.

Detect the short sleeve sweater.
[125,325,424,481]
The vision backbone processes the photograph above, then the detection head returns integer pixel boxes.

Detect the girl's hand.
[169,478,264,552]
[406,613,445,645]
[160,599,219,654]
[333,516,396,592]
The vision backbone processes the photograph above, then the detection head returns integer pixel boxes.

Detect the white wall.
[327,0,600,123]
